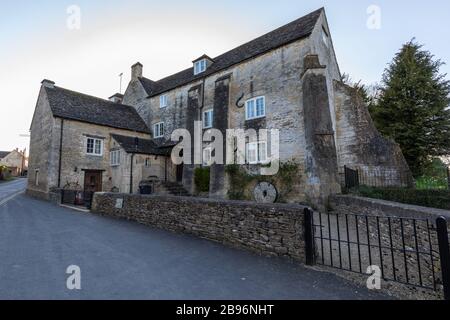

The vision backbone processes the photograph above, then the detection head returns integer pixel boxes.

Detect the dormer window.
[193,55,213,75]
[194,59,207,75]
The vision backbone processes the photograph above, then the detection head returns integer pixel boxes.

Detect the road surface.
[0,180,389,300]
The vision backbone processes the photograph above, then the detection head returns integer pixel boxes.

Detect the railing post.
[447,167,450,190]
[304,208,315,266]
[436,216,450,300]
[356,169,360,188]
[344,166,348,189]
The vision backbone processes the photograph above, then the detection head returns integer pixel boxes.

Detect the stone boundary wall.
[26,187,62,205]
[91,193,308,262]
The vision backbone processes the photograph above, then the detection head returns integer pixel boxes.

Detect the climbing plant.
[225,160,301,202]
[194,167,210,193]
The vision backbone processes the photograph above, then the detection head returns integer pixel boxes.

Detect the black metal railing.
[304,208,450,299]
[343,166,450,190]
[61,190,94,209]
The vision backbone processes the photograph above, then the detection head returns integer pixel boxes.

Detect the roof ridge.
[44,85,150,133]
[147,8,323,91]
[209,8,324,62]
[49,85,135,109]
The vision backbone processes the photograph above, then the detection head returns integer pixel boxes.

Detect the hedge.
[352,186,450,210]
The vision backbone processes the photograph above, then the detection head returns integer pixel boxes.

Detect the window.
[153,122,164,138]
[86,137,103,156]
[110,150,120,166]
[194,59,207,75]
[160,95,168,108]
[322,27,329,47]
[35,170,39,186]
[203,109,214,129]
[245,96,266,120]
[203,147,212,166]
[145,158,150,167]
[246,141,268,164]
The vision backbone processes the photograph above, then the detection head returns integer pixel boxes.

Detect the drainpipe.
[57,119,64,188]
[130,153,135,194]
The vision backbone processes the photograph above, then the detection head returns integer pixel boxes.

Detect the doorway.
[176,165,184,183]
[84,170,103,193]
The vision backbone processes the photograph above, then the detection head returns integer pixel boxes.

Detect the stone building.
[0,149,27,177]
[27,8,411,207]
[26,80,177,200]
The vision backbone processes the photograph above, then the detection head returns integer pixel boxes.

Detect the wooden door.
[84,170,103,192]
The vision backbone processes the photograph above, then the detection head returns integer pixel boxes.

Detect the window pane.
[258,142,267,162]
[204,110,213,128]
[87,139,94,153]
[95,140,101,154]
[256,97,265,116]
[246,100,255,119]
[247,143,257,163]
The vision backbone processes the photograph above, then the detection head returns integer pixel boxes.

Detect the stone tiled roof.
[111,134,172,156]
[0,151,10,159]
[140,8,323,97]
[44,86,150,133]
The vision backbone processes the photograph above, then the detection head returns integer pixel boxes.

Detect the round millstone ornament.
[253,182,278,203]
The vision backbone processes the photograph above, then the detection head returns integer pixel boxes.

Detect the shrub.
[194,167,210,193]
[352,186,450,210]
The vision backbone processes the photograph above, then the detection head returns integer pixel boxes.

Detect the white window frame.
[194,59,207,75]
[245,96,266,120]
[160,95,168,108]
[203,109,214,129]
[203,147,212,166]
[86,137,103,156]
[110,150,121,166]
[153,122,165,138]
[246,141,268,165]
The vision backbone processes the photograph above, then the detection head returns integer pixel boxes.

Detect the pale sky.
[1,0,449,153]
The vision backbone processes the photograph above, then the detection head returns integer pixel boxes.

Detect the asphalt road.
[0,180,390,300]
[0,178,27,203]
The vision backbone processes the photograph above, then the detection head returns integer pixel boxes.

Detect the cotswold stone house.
[27,8,410,206]
[0,149,27,176]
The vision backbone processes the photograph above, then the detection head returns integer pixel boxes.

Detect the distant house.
[0,149,27,177]
[26,80,178,200]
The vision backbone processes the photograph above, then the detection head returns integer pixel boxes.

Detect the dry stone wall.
[92,192,308,262]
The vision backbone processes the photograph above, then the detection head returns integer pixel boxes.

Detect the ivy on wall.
[194,167,210,193]
[225,161,301,202]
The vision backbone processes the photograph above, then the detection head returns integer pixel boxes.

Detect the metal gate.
[61,190,94,209]
[304,208,450,299]
[344,166,359,189]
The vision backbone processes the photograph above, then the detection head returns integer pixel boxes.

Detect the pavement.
[0,179,390,300]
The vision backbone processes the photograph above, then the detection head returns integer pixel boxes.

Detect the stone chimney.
[109,93,124,104]
[131,62,143,81]
[41,79,55,88]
